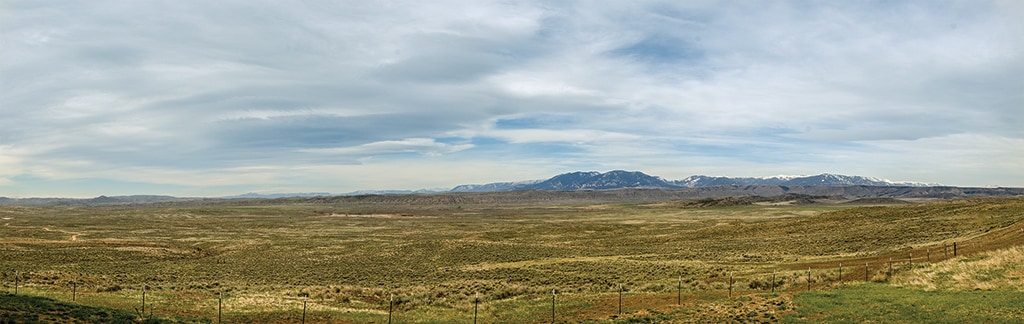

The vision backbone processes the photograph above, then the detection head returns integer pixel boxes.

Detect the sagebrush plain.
[2,195,1024,322]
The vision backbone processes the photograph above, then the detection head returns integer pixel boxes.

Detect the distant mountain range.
[450,170,936,192]
[0,195,189,207]
[11,171,1020,207]
[220,171,932,196]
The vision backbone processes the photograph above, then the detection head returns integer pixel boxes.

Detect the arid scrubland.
[2,196,1023,322]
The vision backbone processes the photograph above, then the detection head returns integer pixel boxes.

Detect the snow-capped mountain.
[450,179,543,192]
[450,171,936,192]
[672,173,932,188]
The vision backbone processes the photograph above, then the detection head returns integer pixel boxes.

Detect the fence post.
[839,263,843,285]
[729,272,733,298]
[551,289,556,324]
[927,248,930,262]
[618,283,623,314]
[388,294,393,324]
[806,268,810,292]
[771,269,776,294]
[954,242,957,257]
[677,275,681,305]
[865,262,868,282]
[474,292,479,324]
[888,258,893,278]
[14,270,18,295]
[218,292,222,324]
[142,285,146,316]
[302,295,307,324]
[909,253,912,267]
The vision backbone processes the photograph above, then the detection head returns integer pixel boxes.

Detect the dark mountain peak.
[554,171,602,179]
[600,170,659,180]
[533,171,602,190]
[532,170,676,191]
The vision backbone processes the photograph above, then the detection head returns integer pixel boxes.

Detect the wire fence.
[0,240,994,322]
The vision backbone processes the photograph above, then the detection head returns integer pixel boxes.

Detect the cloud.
[300,138,474,157]
[481,129,642,144]
[1,1,1021,196]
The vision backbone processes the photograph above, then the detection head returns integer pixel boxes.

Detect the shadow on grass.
[0,292,203,323]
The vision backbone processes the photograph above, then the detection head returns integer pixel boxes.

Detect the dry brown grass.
[894,245,1024,291]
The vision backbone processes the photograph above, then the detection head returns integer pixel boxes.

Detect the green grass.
[785,283,1024,323]
[0,292,202,323]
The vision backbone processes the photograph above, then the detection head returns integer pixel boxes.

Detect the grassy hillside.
[895,245,1024,291]
[787,244,1024,323]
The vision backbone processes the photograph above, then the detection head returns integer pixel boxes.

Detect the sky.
[1,1,1022,197]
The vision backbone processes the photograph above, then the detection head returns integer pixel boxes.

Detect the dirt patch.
[324,213,436,219]
[462,255,640,271]
[754,201,796,206]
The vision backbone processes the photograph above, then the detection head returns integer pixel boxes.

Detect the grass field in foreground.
[785,283,1024,323]
[0,292,192,323]
[2,196,1023,322]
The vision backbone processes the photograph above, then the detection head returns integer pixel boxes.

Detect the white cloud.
[300,138,473,156]
[1,1,1021,196]
[487,73,599,97]
[857,134,1024,185]
[485,129,642,144]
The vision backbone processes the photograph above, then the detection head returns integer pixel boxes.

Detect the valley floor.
[2,196,1023,322]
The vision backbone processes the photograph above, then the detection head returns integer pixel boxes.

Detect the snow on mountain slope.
[452,171,937,192]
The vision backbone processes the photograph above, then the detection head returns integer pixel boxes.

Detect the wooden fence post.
[865,262,869,282]
[551,289,556,324]
[806,268,811,292]
[888,258,893,277]
[839,263,843,285]
[388,294,393,324]
[474,292,479,324]
[729,272,733,298]
[218,292,222,324]
[618,283,622,315]
[677,276,681,305]
[771,269,776,294]
[954,242,957,257]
